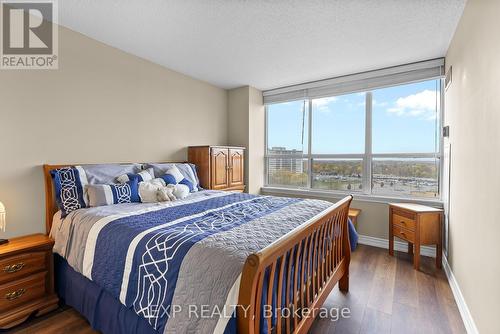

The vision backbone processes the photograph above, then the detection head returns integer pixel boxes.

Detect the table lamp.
[0,201,7,245]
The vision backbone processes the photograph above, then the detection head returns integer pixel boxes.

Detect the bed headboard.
[43,162,184,235]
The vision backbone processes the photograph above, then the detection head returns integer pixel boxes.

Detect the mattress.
[50,190,344,334]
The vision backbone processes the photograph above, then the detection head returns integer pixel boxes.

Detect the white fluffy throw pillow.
[169,183,190,200]
[139,181,161,203]
[158,186,176,202]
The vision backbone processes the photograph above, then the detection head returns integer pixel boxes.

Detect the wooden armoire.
[188,146,245,192]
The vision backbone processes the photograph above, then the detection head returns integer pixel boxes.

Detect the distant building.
[268,147,304,173]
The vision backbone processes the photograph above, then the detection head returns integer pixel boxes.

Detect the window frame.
[264,78,444,201]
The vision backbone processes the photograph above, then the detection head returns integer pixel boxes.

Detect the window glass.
[312,93,365,154]
[372,158,439,198]
[267,158,308,187]
[372,80,440,153]
[267,100,308,154]
[312,159,363,192]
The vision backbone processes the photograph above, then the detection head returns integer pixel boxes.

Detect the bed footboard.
[237,195,353,334]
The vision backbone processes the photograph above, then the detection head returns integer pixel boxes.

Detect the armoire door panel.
[229,149,244,187]
[211,148,229,190]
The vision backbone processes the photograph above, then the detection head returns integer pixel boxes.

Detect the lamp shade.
[0,202,5,232]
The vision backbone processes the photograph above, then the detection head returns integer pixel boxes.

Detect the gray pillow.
[82,163,142,185]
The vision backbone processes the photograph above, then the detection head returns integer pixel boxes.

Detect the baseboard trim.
[442,255,479,334]
[357,234,436,257]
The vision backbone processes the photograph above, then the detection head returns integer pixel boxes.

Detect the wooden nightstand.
[348,208,361,229]
[389,203,443,270]
[0,234,58,329]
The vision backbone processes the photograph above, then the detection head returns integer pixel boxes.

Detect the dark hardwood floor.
[4,245,466,334]
[309,245,466,334]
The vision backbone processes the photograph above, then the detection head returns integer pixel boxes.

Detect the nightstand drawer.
[392,213,416,231]
[393,225,415,242]
[0,252,46,283]
[0,271,46,312]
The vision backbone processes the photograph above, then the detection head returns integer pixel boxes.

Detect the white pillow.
[170,183,190,200]
[138,178,167,203]
[158,187,176,202]
[138,182,161,203]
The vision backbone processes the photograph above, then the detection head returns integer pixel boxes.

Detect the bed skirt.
[55,254,158,334]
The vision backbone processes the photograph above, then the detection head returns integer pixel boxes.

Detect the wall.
[445,0,500,332]
[228,86,265,194]
[0,25,228,239]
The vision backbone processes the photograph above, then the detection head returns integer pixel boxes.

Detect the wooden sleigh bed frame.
[43,164,352,334]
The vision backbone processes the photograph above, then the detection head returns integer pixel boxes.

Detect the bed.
[43,163,353,334]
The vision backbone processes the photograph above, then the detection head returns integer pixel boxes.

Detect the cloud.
[387,90,439,121]
[312,96,338,112]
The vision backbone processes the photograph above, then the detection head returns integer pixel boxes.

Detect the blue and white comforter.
[51,190,337,333]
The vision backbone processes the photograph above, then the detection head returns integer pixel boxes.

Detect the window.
[266,101,309,187]
[265,78,442,200]
[311,93,365,154]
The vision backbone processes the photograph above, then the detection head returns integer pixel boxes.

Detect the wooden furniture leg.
[414,243,420,270]
[436,242,442,269]
[389,208,394,256]
[436,212,443,268]
[408,242,413,255]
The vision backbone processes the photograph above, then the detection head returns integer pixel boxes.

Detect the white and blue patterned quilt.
[51,190,335,334]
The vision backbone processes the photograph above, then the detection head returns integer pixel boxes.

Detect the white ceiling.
[59,0,465,90]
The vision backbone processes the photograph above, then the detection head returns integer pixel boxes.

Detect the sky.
[267,79,440,155]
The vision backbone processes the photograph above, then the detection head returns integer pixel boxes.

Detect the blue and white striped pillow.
[50,166,89,218]
[146,163,200,192]
[160,166,194,192]
[87,179,141,207]
[116,168,154,184]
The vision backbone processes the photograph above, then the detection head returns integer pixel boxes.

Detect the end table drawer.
[0,272,46,312]
[393,225,415,242]
[0,252,46,283]
[392,213,416,231]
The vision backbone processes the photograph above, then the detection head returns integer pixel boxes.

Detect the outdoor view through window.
[266,79,441,199]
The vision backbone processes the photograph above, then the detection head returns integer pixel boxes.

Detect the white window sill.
[261,186,444,207]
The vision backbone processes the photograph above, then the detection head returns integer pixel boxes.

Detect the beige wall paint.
[0,25,228,238]
[445,0,500,332]
[227,87,249,149]
[227,86,264,194]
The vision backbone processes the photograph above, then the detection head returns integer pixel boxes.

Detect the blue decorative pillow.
[179,178,194,192]
[160,166,195,192]
[161,173,177,185]
[116,168,154,184]
[87,179,140,207]
[50,166,88,218]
